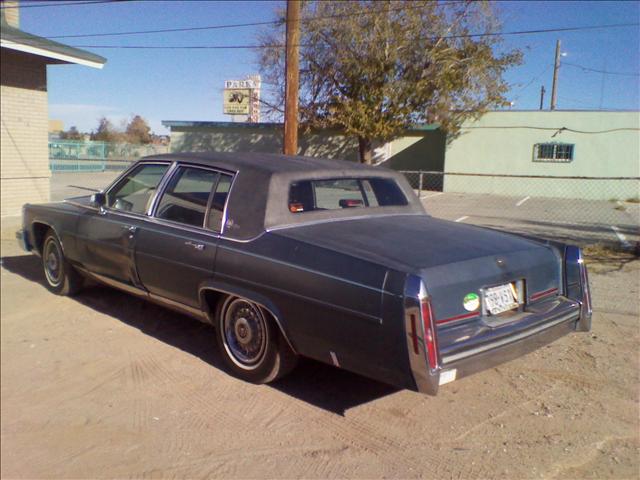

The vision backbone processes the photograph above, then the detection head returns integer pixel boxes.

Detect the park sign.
[223,77,261,121]
[223,88,251,115]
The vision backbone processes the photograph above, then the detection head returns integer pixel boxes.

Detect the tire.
[41,230,83,296]
[215,296,297,384]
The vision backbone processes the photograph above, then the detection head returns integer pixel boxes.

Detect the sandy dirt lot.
[1,234,639,479]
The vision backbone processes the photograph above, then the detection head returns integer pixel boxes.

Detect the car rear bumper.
[439,308,578,383]
[411,298,581,395]
[16,229,32,252]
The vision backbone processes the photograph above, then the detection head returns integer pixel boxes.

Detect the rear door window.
[155,166,220,228]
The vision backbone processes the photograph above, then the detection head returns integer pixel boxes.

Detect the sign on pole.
[223,76,261,122]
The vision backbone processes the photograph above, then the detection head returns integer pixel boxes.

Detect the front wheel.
[215,296,297,384]
[42,230,83,295]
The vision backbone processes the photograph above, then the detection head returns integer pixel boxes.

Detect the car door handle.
[185,241,205,251]
[124,225,137,233]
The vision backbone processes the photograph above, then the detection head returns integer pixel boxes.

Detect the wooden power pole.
[550,39,561,110]
[283,0,300,155]
[539,85,545,110]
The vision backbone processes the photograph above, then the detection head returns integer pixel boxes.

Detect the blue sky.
[17,0,640,134]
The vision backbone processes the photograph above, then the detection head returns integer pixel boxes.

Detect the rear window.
[288,178,407,213]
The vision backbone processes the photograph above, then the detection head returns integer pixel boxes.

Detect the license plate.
[484,283,519,315]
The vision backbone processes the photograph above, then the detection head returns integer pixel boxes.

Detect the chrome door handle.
[124,225,137,233]
[185,241,205,251]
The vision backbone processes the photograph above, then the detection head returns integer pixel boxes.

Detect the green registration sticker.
[463,292,480,311]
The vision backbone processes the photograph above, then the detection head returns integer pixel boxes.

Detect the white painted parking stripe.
[516,196,531,207]
[455,216,469,222]
[423,192,445,198]
[611,226,632,249]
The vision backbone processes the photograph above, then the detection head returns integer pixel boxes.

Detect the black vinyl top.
[147,151,386,175]
[143,152,426,240]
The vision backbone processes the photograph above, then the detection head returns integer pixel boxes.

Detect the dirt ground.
[1,234,639,479]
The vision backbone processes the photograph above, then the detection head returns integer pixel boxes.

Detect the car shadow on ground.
[1,254,399,416]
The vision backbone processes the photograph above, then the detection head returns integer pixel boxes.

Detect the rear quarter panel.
[213,233,415,389]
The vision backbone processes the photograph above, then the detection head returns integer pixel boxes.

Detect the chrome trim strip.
[148,293,207,320]
[82,270,148,297]
[442,310,579,364]
[81,269,208,321]
[213,271,382,324]
[220,170,239,236]
[147,161,179,216]
[217,244,388,295]
[198,285,297,354]
[266,212,426,233]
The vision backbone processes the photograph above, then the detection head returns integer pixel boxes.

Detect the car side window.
[107,163,169,214]
[155,167,220,228]
[207,173,233,232]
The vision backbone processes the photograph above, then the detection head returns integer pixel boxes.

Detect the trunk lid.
[275,213,562,335]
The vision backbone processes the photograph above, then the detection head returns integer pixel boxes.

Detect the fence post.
[418,171,423,199]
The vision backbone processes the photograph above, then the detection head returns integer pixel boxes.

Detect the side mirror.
[90,192,106,207]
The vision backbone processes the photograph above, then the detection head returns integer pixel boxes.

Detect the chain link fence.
[49,140,169,172]
[400,170,640,250]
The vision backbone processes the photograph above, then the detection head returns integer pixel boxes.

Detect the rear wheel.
[42,230,83,295]
[215,296,297,383]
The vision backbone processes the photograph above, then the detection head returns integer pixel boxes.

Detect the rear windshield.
[288,178,408,213]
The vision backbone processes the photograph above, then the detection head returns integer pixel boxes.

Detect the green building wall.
[163,111,639,201]
[443,111,639,200]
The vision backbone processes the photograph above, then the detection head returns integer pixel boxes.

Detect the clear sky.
[16,0,640,134]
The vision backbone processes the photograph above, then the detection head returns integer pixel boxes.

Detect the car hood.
[271,213,550,272]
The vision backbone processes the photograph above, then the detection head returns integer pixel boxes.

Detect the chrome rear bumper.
[406,292,582,395]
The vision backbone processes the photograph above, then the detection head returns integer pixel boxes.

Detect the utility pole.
[283,0,300,155]
[539,85,545,110]
[550,39,561,110]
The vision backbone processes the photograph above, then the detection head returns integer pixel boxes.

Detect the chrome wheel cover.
[222,298,268,370]
[43,238,63,287]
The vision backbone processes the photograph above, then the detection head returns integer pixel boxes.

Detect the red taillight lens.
[421,298,439,369]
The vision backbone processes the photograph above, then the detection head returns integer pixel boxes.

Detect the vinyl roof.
[142,151,424,240]
[146,151,385,175]
[0,20,106,69]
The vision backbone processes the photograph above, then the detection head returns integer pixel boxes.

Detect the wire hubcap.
[222,299,267,369]
[44,239,62,286]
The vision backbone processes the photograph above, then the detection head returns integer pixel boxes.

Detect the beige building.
[0,1,105,217]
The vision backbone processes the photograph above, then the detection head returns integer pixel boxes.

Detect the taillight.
[421,296,439,369]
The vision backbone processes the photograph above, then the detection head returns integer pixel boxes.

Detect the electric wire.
[562,61,640,77]
[44,22,640,49]
[0,0,128,9]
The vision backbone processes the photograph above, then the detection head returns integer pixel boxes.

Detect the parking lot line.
[516,196,531,207]
[611,225,632,249]
[423,192,445,198]
[455,216,469,222]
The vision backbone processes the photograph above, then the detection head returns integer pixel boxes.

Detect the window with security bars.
[533,143,575,163]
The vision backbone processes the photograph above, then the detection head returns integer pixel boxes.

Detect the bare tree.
[256,0,522,163]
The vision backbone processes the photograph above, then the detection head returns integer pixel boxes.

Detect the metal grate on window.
[533,143,575,163]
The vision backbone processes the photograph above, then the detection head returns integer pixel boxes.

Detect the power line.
[54,22,639,50]
[512,64,552,97]
[0,0,128,9]
[11,1,465,39]
[563,61,640,77]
